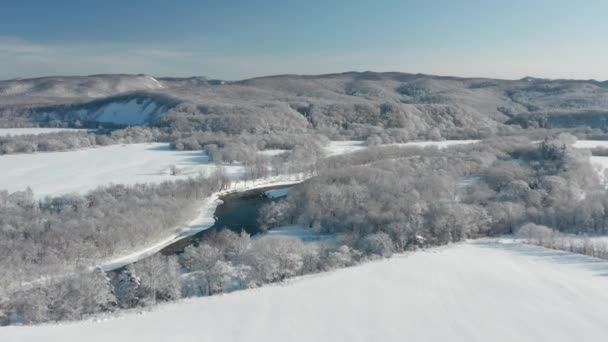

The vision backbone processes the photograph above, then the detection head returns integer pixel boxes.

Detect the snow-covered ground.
[389,139,479,149]
[573,140,608,149]
[0,143,244,198]
[262,224,331,242]
[6,239,608,342]
[0,128,89,136]
[257,149,289,156]
[39,98,169,126]
[0,139,480,198]
[264,186,291,198]
[324,139,479,156]
[324,140,367,156]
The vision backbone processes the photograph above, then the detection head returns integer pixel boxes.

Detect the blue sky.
[1,0,608,80]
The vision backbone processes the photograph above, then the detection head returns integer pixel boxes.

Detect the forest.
[3,131,608,325]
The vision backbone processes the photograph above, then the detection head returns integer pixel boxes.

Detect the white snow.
[144,75,164,89]
[0,128,89,136]
[0,143,244,198]
[40,98,168,125]
[257,149,289,156]
[92,99,166,125]
[0,139,481,198]
[324,140,367,156]
[388,139,479,149]
[5,239,608,342]
[573,140,608,149]
[264,187,291,198]
[324,139,479,157]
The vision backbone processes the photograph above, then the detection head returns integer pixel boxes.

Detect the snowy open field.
[4,239,608,342]
[324,139,478,156]
[1,139,480,197]
[0,128,88,136]
[0,143,244,197]
[573,140,608,149]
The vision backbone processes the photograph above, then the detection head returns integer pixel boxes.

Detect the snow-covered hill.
[36,96,171,125]
[4,240,608,342]
[0,74,164,99]
[4,72,608,133]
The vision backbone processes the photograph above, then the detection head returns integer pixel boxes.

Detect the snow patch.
[264,187,291,198]
[573,140,608,149]
[324,140,366,156]
[324,140,479,157]
[257,149,289,156]
[144,75,164,89]
[39,98,169,125]
[388,139,479,149]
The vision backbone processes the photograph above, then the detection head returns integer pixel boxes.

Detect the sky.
[1,0,608,81]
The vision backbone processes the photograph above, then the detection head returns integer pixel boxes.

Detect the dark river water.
[159,184,293,255]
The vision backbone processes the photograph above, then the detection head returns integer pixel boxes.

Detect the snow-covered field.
[324,139,479,156]
[257,149,289,156]
[324,140,367,156]
[5,240,608,342]
[0,128,88,136]
[573,140,608,149]
[0,139,479,198]
[389,139,479,149]
[0,143,244,197]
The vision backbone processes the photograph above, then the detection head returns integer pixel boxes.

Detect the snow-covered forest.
[3,72,608,340]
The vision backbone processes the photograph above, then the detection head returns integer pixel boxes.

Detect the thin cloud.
[134,49,197,59]
[1,37,608,82]
[0,37,49,54]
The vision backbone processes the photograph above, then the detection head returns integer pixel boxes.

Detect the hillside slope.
[2,72,608,136]
[0,74,164,104]
[4,240,608,342]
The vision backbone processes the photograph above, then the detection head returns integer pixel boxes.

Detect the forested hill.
[3,72,608,139]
